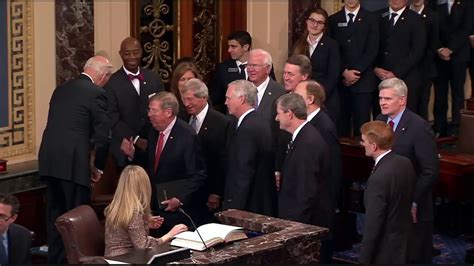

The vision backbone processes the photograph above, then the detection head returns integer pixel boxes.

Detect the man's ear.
[243,44,250,52]
[10,213,17,223]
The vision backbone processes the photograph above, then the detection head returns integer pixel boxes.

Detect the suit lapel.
[394,110,410,138]
[371,151,393,174]
[118,68,141,97]
[258,80,275,112]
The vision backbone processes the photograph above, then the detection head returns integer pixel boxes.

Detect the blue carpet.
[333,213,474,264]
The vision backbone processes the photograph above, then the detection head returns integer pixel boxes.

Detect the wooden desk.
[340,137,474,201]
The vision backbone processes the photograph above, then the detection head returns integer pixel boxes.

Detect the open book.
[170,223,248,251]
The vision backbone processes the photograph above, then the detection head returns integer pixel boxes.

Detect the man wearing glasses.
[0,194,31,265]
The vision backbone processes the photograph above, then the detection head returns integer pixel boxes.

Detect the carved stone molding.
[0,0,35,159]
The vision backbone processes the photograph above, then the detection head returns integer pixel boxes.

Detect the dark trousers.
[407,221,434,264]
[45,177,90,264]
[433,61,467,136]
[340,89,372,137]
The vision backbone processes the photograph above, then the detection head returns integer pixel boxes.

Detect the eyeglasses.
[0,215,13,222]
[147,107,161,115]
[307,17,326,26]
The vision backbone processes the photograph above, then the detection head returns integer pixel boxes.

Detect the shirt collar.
[81,72,94,83]
[345,5,360,19]
[194,103,209,125]
[306,108,320,122]
[388,108,406,131]
[123,66,140,76]
[237,108,255,128]
[236,60,247,67]
[161,116,177,136]
[292,121,308,142]
[307,32,323,46]
[389,5,406,17]
[255,76,270,94]
[375,150,392,166]
[410,4,424,14]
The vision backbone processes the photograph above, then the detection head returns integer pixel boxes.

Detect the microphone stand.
[178,208,209,251]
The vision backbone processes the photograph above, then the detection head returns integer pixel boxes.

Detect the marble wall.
[55,0,95,85]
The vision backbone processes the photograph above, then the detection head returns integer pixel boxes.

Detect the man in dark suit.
[282,54,311,92]
[121,92,207,230]
[222,80,277,216]
[247,49,287,186]
[374,0,426,116]
[38,55,112,264]
[328,0,379,137]
[179,78,231,222]
[210,30,276,114]
[358,121,415,264]
[376,77,439,264]
[275,93,333,263]
[433,0,471,137]
[294,80,342,209]
[0,194,32,265]
[105,37,164,168]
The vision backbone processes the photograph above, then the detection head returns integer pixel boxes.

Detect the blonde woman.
[104,165,187,257]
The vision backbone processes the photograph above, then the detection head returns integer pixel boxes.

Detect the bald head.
[119,37,142,73]
[83,55,113,87]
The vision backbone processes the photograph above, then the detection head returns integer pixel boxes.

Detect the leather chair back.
[55,205,105,264]
[457,110,474,154]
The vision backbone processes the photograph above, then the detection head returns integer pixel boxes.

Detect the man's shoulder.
[206,108,231,124]
[9,223,31,238]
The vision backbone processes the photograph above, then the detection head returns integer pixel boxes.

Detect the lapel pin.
[358,18,361,21]
[402,128,406,131]
[268,92,272,95]
[169,136,174,140]
[204,127,208,131]
[423,14,427,18]
[320,42,324,46]
[401,17,405,21]
[144,81,147,85]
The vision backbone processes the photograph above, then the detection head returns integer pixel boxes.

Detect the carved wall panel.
[0,0,35,159]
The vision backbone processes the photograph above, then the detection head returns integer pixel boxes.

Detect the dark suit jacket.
[105,67,164,167]
[359,152,416,264]
[419,6,441,78]
[223,111,277,216]
[436,0,471,63]
[278,123,333,236]
[147,119,207,211]
[197,107,231,198]
[308,35,341,117]
[328,7,379,93]
[7,223,32,264]
[309,110,342,207]
[39,74,109,187]
[376,7,426,91]
[255,79,288,171]
[376,109,439,222]
[210,59,276,113]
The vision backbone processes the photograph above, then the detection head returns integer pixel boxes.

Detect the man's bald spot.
[120,37,141,51]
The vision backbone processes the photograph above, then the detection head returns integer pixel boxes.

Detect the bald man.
[39,55,113,263]
[105,37,164,168]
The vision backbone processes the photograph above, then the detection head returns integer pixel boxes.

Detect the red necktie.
[388,120,394,130]
[128,73,144,82]
[154,132,165,172]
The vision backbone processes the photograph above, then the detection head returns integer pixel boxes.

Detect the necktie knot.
[389,12,398,26]
[286,140,294,154]
[388,120,395,130]
[239,64,247,79]
[348,13,354,23]
[128,73,144,82]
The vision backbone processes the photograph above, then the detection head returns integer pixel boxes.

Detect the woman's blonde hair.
[104,165,152,229]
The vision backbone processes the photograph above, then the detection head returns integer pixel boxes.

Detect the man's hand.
[374,67,388,80]
[275,172,281,192]
[90,166,102,183]
[411,205,418,224]
[135,138,147,151]
[437,48,452,61]
[120,137,135,159]
[207,194,221,211]
[342,69,361,85]
[161,197,182,212]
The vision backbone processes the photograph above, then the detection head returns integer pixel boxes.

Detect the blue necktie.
[0,235,8,266]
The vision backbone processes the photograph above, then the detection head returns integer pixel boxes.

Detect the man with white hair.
[39,55,113,264]
[223,80,277,216]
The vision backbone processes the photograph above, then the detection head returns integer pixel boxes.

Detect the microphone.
[178,207,209,251]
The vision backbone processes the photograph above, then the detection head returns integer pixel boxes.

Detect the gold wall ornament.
[140,0,174,84]
[192,0,217,83]
[0,0,35,159]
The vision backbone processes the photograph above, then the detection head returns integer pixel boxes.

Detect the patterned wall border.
[0,0,35,159]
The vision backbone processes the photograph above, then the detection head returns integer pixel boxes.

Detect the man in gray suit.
[247,49,287,179]
[359,121,416,264]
